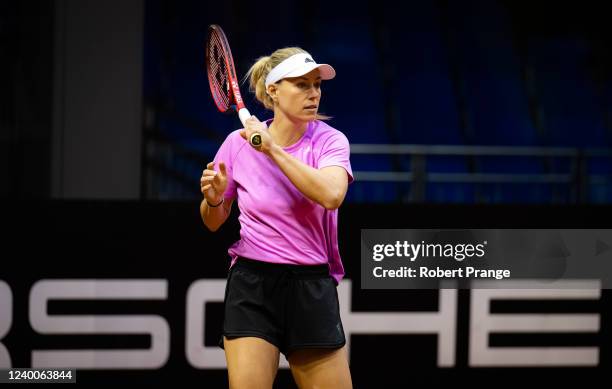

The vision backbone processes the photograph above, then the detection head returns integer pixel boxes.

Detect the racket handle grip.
[238,107,263,148]
[238,108,251,127]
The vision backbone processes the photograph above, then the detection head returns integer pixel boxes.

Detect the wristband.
[208,198,224,208]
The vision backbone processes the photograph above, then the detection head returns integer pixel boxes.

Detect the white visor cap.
[264,53,336,87]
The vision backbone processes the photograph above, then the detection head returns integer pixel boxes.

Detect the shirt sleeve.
[212,131,239,200]
[317,131,354,184]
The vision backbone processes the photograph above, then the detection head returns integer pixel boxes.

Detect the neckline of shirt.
[264,119,314,151]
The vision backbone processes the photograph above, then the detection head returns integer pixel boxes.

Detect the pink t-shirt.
[213,119,353,284]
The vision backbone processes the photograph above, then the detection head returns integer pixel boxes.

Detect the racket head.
[205,25,245,113]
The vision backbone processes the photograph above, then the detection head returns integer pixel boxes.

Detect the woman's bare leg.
[288,345,352,389]
[224,336,280,389]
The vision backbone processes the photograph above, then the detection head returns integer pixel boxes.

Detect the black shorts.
[219,257,346,358]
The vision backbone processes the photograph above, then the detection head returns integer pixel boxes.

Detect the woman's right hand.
[200,161,228,206]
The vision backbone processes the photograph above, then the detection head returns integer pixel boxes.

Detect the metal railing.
[350,144,612,203]
[142,137,612,203]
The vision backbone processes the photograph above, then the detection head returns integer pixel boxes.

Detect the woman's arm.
[200,197,233,232]
[240,116,350,210]
[200,161,233,231]
[267,144,348,210]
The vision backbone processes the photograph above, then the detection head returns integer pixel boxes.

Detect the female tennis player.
[200,47,353,389]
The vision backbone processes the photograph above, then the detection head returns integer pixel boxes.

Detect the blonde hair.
[244,47,331,120]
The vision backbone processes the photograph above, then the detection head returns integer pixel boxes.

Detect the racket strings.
[207,32,232,110]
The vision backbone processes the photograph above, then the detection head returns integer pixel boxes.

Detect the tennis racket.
[205,24,262,148]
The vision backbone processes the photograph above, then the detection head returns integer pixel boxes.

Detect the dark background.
[2,0,612,386]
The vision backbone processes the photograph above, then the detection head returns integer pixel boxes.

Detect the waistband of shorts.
[233,257,330,278]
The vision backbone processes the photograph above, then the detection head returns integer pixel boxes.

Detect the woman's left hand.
[240,116,274,153]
